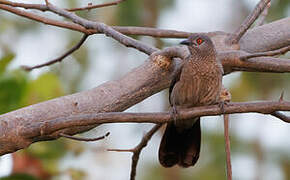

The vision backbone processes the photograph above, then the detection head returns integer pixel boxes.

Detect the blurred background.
[0,0,290,179]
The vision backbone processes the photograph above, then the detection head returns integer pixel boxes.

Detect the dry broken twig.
[22,34,89,71]
[108,124,161,180]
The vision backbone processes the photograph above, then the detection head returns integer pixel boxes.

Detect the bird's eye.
[196,38,203,45]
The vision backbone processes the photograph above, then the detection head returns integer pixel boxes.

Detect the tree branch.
[44,2,158,55]
[108,124,161,180]
[220,87,232,180]
[255,2,271,26]
[239,18,290,53]
[21,34,89,71]
[0,0,158,55]
[0,0,290,166]
[219,50,290,74]
[0,1,289,53]
[227,0,271,44]
[1,100,290,155]
[240,45,290,60]
[0,4,94,34]
[223,114,232,180]
[0,42,289,156]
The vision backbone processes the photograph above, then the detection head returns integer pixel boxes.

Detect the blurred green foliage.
[267,0,290,21]
[117,1,143,26]
[0,53,27,114]
[0,174,38,180]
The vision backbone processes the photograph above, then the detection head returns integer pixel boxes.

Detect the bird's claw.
[218,101,227,114]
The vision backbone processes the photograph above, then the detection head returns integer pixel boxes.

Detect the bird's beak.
[180,39,190,46]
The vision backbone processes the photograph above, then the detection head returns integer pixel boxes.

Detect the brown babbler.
[159,34,223,167]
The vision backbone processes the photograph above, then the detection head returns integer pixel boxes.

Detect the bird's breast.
[173,63,222,107]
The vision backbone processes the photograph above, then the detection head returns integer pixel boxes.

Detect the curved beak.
[180,39,190,45]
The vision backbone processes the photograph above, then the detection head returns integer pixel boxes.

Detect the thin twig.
[59,132,110,141]
[240,45,290,60]
[255,2,271,26]
[0,3,194,38]
[21,34,89,71]
[108,124,162,180]
[67,0,125,12]
[0,0,158,55]
[223,115,232,180]
[0,0,48,10]
[0,4,93,34]
[227,0,271,44]
[271,111,290,122]
[0,1,193,38]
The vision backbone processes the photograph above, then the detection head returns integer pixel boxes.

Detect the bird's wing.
[169,65,182,106]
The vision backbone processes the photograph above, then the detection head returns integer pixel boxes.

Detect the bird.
[158,34,223,168]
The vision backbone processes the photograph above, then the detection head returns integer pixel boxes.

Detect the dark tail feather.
[158,119,201,168]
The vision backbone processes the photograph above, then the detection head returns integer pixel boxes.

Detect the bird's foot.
[218,101,228,114]
[219,86,231,114]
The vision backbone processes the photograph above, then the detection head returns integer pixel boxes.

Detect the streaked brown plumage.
[159,34,223,167]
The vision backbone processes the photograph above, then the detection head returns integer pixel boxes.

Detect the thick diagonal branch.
[227,0,271,44]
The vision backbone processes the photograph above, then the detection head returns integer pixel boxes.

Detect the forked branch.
[108,124,162,180]
[227,0,271,44]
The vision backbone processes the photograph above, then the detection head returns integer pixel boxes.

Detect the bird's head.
[180,34,216,57]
